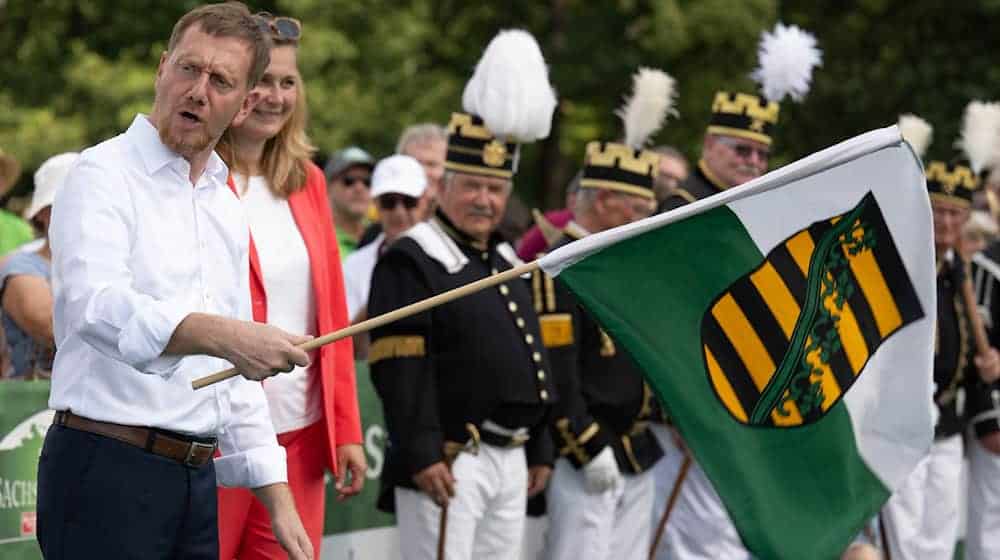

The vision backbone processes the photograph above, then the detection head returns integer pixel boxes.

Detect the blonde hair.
[218,44,316,198]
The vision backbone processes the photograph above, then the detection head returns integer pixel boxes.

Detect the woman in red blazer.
[215,13,366,559]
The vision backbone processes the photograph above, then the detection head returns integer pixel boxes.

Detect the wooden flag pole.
[649,452,692,560]
[960,262,999,383]
[191,260,541,390]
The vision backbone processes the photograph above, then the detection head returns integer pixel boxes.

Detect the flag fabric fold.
[539,126,935,559]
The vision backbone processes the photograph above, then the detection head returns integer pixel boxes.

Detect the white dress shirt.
[341,233,383,320]
[49,115,286,489]
[236,174,321,434]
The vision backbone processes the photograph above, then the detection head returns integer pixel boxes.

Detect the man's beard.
[158,112,216,159]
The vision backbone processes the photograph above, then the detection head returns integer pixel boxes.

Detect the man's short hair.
[167,2,271,88]
[651,145,688,167]
[396,123,447,154]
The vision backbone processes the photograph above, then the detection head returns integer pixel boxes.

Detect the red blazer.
[229,162,362,474]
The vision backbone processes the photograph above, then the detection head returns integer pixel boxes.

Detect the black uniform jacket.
[368,211,557,512]
[658,159,728,213]
[532,230,663,474]
[967,244,1000,437]
[936,254,989,439]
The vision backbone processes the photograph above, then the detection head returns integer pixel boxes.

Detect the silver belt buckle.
[185,441,216,467]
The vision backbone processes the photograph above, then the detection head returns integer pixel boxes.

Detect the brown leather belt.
[54,411,217,468]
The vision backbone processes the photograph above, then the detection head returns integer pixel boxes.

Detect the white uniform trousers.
[966,434,1000,560]
[395,443,528,560]
[649,425,750,560]
[881,434,963,560]
[543,457,654,560]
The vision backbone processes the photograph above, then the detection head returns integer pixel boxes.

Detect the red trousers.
[217,420,328,559]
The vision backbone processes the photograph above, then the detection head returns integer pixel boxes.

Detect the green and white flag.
[539,126,935,559]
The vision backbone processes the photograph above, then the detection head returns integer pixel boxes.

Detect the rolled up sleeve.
[214,376,287,488]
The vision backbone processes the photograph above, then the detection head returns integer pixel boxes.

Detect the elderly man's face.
[152,25,257,160]
[439,172,510,244]
[654,155,688,202]
[403,139,447,192]
[931,198,970,253]
[702,134,769,188]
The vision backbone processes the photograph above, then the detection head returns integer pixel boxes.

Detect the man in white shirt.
[38,4,314,559]
[342,154,429,323]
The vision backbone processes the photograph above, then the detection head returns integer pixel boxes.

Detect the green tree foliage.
[2,0,997,210]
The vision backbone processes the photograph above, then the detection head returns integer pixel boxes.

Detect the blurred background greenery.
[3,0,1000,210]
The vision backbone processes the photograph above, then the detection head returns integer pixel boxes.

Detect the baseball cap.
[24,152,79,221]
[371,155,428,199]
[323,146,374,180]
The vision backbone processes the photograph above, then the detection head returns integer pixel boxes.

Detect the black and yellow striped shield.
[701,192,924,428]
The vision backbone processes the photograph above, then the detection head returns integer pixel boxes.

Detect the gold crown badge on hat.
[707,23,822,147]
[580,68,678,200]
[924,100,1000,207]
[925,161,980,206]
[444,30,557,179]
[445,112,519,179]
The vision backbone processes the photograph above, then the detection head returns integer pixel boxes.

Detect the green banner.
[0,362,392,559]
[0,381,48,558]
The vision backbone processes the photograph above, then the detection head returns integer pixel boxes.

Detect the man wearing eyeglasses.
[658,92,773,213]
[342,154,430,324]
[651,91,779,560]
[38,3,313,559]
[324,145,375,259]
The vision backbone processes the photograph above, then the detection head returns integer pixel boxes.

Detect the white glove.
[583,446,623,494]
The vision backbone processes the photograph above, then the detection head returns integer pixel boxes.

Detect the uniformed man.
[367,30,558,560]
[657,90,773,213]
[536,134,664,559]
[881,159,1000,559]
[967,241,1000,560]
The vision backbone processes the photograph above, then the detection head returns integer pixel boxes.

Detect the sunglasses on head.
[341,174,371,188]
[255,12,302,42]
[716,136,770,160]
[378,193,419,210]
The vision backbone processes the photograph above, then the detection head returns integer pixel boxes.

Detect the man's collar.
[128,114,228,185]
[697,159,730,192]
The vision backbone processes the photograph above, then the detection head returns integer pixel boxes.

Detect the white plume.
[750,23,822,102]
[957,100,1000,174]
[462,30,558,142]
[615,67,677,150]
[897,114,933,159]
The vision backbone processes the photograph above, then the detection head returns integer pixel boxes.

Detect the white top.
[341,233,383,320]
[236,174,321,434]
[49,115,285,489]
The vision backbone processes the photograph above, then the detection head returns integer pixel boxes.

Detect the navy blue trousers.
[36,424,219,559]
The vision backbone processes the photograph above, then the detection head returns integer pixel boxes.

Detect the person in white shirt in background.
[38,3,313,559]
[342,155,430,355]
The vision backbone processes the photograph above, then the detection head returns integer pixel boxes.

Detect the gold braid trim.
[368,336,426,365]
[621,434,642,473]
[556,418,599,463]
